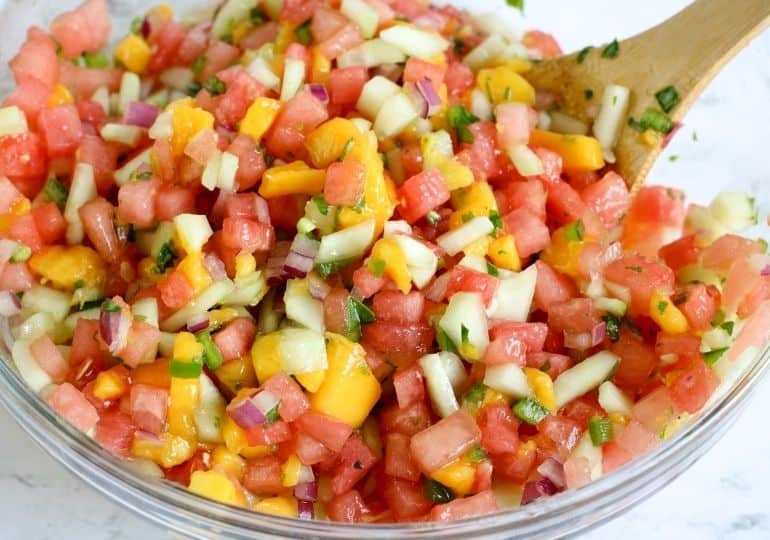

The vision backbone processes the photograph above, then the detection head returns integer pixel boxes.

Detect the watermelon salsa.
[0,0,768,524]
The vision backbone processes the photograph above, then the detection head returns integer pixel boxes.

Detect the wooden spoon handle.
[625,0,770,117]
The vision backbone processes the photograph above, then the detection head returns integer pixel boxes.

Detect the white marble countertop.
[0,0,768,538]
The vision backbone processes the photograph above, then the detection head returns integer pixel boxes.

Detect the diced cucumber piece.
[0,105,28,137]
[570,432,603,481]
[194,373,226,444]
[161,279,235,332]
[356,76,402,119]
[158,332,175,358]
[438,292,489,361]
[284,278,325,333]
[114,148,152,186]
[380,25,450,59]
[708,192,758,231]
[65,163,97,244]
[421,130,454,169]
[593,296,628,317]
[597,381,634,416]
[132,297,159,328]
[592,84,631,157]
[13,313,58,342]
[419,353,459,418]
[212,0,256,40]
[685,204,729,244]
[486,264,538,322]
[393,235,438,289]
[279,328,328,374]
[438,351,467,392]
[701,326,734,351]
[337,39,406,69]
[463,34,508,71]
[483,363,531,399]
[374,92,419,138]
[173,214,213,254]
[436,216,494,256]
[316,220,376,264]
[507,144,544,176]
[21,285,71,323]
[64,308,100,335]
[280,58,306,102]
[676,264,724,289]
[549,111,589,135]
[341,0,380,39]
[223,271,268,307]
[12,337,53,393]
[554,351,619,408]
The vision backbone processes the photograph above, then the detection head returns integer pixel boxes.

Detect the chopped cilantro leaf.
[563,220,584,242]
[134,170,153,180]
[312,194,329,216]
[10,244,30,263]
[461,212,475,223]
[655,85,680,113]
[601,39,620,59]
[486,262,499,277]
[703,347,728,366]
[436,327,458,353]
[576,46,592,64]
[315,259,352,278]
[203,76,226,96]
[489,210,503,231]
[463,383,486,406]
[657,300,669,315]
[603,313,621,342]
[44,177,68,206]
[265,404,281,424]
[426,210,441,226]
[668,155,679,162]
[130,17,142,35]
[367,259,386,277]
[505,0,524,11]
[628,108,674,134]
[250,7,267,26]
[295,20,312,45]
[468,445,488,463]
[191,55,206,76]
[424,479,454,503]
[460,324,470,346]
[102,299,121,313]
[721,321,735,335]
[155,241,177,273]
[447,105,480,144]
[339,138,355,161]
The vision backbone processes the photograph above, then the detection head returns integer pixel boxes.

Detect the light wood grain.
[524,0,770,191]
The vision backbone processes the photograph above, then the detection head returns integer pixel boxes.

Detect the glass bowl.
[0,0,768,538]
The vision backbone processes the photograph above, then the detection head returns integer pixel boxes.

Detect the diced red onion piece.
[537,458,566,489]
[592,322,607,346]
[297,465,315,485]
[251,390,280,416]
[416,79,442,117]
[186,313,210,333]
[297,500,315,520]
[761,264,770,276]
[255,195,271,225]
[284,252,314,278]
[563,330,593,351]
[294,481,318,502]
[307,271,331,300]
[404,83,428,118]
[383,220,412,238]
[124,101,159,128]
[227,398,267,429]
[290,234,320,259]
[203,253,227,281]
[135,429,161,442]
[266,241,291,285]
[305,84,329,105]
[141,18,151,38]
[0,290,21,317]
[521,477,560,505]
[99,310,122,348]
[426,272,451,302]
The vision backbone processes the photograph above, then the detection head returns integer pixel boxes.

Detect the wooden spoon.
[524,0,770,191]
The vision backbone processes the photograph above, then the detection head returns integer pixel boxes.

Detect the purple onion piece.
[290,234,320,259]
[305,83,329,105]
[284,252,314,278]
[227,398,267,430]
[536,458,566,489]
[521,477,560,505]
[404,82,428,118]
[294,481,318,502]
[307,272,331,300]
[0,290,21,318]
[99,310,122,348]
[762,264,770,276]
[141,18,151,38]
[592,322,607,346]
[416,78,442,116]
[124,101,160,128]
[186,313,210,333]
[203,253,227,281]
[297,500,315,520]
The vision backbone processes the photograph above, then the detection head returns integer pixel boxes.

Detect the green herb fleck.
[711,310,726,327]
[601,39,620,59]
[130,17,142,35]
[436,327,458,353]
[295,20,312,46]
[426,210,441,226]
[460,324,471,346]
[463,383,486,407]
[461,212,475,223]
[628,107,674,134]
[656,300,669,315]
[603,313,621,342]
[73,279,85,289]
[447,105,480,144]
[453,38,466,55]
[203,76,226,96]
[423,478,454,503]
[489,210,503,231]
[668,155,679,162]
[692,131,699,142]
[312,194,329,216]
[155,241,177,274]
[191,55,206,76]
[588,416,614,446]
[265,404,281,424]
[486,262,499,277]
[339,138,355,161]
[584,88,594,100]
[169,357,203,379]
[250,7,267,26]
[505,0,524,11]
[467,445,488,463]
[368,259,386,277]
[197,331,225,371]
[102,299,121,313]
[134,170,153,180]
[721,321,735,336]
[44,177,68,206]
[703,347,728,366]
[576,46,592,64]
[655,85,680,114]
[315,259,352,278]
[78,52,110,69]
[10,244,31,263]
[563,220,584,242]
[513,396,549,425]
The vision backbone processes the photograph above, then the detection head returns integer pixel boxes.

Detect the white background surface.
[0,0,768,538]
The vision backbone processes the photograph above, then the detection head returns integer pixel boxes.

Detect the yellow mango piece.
[274,23,296,54]
[168,377,200,441]
[235,253,257,277]
[28,245,106,291]
[305,118,361,168]
[476,66,535,105]
[189,470,246,507]
[231,20,252,45]
[539,226,585,278]
[369,238,411,294]
[281,454,303,487]
[131,432,195,468]
[169,99,215,155]
[47,84,74,106]
[504,58,533,73]
[254,496,298,518]
[528,130,605,173]
[215,355,258,395]
[311,46,332,85]
[295,369,326,393]
[222,414,274,459]
[488,235,521,271]
[482,388,511,407]
[177,253,213,294]
[209,307,240,328]
[310,333,381,428]
[251,331,283,385]
[450,182,498,227]
[114,34,152,74]
[173,332,204,361]
[239,97,282,142]
[259,161,326,198]
[431,458,476,496]
[437,157,475,191]
[92,369,128,401]
[524,367,557,412]
[650,291,689,334]
[211,446,247,480]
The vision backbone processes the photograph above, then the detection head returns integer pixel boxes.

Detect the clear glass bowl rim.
[0,316,767,539]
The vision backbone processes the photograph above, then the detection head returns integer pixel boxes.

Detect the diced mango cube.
[239,97,282,142]
[251,331,283,384]
[47,84,74,106]
[209,307,240,328]
[311,46,332,85]
[539,226,585,277]
[650,291,689,334]
[114,34,152,74]
[463,236,492,258]
[305,118,362,168]
[369,238,411,294]
[281,454,303,487]
[173,332,204,361]
[528,130,605,173]
[488,235,521,271]
[28,245,107,291]
[524,367,557,412]
[215,355,258,396]
[222,414,274,459]
[131,432,195,468]
[211,445,247,480]
[169,99,215,155]
[259,162,326,198]
[310,333,381,428]
[639,129,663,148]
[295,369,326,393]
[235,253,257,277]
[189,470,246,506]
[431,458,476,496]
[253,496,298,517]
[168,377,200,440]
[177,252,213,294]
[476,66,535,105]
[92,368,129,401]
